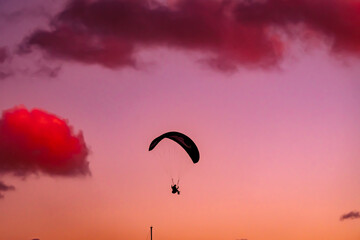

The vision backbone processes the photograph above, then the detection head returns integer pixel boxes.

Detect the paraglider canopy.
[149,131,199,164]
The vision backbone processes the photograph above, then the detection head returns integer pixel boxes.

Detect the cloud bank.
[0,106,90,198]
[20,0,360,70]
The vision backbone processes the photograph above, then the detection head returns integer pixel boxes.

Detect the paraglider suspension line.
[172,178,180,185]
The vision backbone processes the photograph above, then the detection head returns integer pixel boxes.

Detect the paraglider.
[171,185,180,195]
[171,179,180,195]
[149,131,199,195]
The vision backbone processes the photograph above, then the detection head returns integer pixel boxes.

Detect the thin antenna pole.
[150,226,153,240]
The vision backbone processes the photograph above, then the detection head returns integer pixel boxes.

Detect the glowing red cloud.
[0,106,90,176]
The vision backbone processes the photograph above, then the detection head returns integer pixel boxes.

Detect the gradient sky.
[0,0,360,240]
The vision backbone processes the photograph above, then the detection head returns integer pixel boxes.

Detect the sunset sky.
[0,0,360,240]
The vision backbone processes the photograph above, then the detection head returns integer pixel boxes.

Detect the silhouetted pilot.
[171,184,180,195]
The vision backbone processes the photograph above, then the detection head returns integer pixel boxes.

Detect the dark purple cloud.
[234,0,360,56]
[340,211,360,221]
[0,47,8,63]
[21,0,360,70]
[23,25,136,68]
[21,0,283,69]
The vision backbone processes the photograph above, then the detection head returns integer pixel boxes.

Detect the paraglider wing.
[149,131,199,163]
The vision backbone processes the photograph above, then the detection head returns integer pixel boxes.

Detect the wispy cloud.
[0,181,15,199]
[0,46,13,80]
[340,211,360,221]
